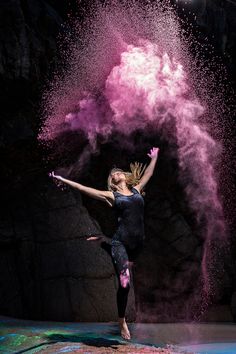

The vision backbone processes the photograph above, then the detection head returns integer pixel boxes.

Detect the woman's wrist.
[149,155,158,162]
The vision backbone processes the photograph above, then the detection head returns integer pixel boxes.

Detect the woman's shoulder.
[103,190,116,207]
[132,185,141,194]
[104,190,116,199]
[132,185,145,197]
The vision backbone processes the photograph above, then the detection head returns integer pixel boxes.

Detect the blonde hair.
[107,162,147,195]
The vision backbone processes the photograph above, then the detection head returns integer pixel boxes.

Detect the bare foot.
[118,318,131,340]
[86,236,101,241]
[86,235,107,242]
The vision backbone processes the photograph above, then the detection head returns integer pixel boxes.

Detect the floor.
[0,315,236,353]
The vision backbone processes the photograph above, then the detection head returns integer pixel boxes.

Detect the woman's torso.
[112,186,145,248]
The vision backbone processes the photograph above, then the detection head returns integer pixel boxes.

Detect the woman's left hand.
[147,147,159,159]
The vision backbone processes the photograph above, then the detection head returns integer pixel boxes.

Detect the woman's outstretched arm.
[49,171,114,206]
[134,147,159,192]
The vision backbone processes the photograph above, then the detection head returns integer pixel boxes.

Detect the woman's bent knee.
[120,268,130,288]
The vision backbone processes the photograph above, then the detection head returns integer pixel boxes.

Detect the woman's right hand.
[49,171,62,180]
[49,171,65,189]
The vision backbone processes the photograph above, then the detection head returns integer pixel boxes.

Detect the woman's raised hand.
[147,147,159,159]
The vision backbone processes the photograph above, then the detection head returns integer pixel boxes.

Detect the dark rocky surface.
[0,0,235,322]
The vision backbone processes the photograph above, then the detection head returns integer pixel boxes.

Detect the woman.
[49,147,159,340]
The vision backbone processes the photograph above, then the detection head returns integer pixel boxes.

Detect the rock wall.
[0,184,136,321]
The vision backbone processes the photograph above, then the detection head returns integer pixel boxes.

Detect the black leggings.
[101,239,143,318]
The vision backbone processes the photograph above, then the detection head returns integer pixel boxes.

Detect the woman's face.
[110,171,126,184]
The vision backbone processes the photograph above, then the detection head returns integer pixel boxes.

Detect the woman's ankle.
[118,317,126,324]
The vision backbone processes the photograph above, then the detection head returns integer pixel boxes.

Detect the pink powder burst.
[105,40,189,125]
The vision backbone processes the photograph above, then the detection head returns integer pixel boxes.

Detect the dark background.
[0,0,235,322]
